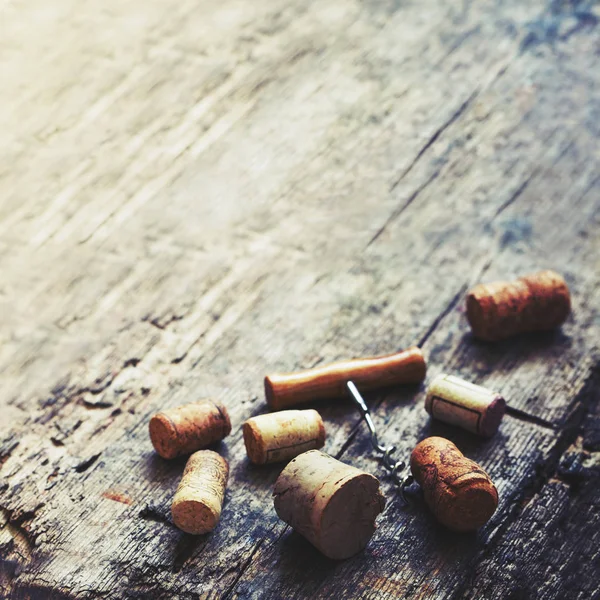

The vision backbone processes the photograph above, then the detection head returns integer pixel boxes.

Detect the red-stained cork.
[410,437,498,532]
[466,270,571,341]
[149,399,231,459]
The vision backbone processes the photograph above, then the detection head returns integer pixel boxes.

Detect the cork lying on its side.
[410,437,498,532]
[466,269,571,341]
[171,450,229,535]
[273,450,386,559]
[149,399,231,459]
[425,374,506,437]
[243,409,326,465]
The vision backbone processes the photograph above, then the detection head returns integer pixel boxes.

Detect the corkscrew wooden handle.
[265,346,426,411]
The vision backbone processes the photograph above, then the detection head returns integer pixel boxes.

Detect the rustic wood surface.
[1,0,599,598]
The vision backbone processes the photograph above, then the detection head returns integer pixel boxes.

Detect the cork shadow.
[458,329,573,377]
[142,450,188,484]
[387,483,489,575]
[405,508,480,567]
[172,532,209,572]
[142,439,230,480]
[274,529,346,580]
[417,418,501,457]
[231,457,284,490]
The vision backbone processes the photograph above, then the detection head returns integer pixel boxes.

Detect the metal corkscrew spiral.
[346,380,413,499]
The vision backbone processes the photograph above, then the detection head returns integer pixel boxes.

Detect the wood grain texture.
[0,0,599,598]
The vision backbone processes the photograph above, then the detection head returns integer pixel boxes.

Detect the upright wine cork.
[149,399,231,459]
[243,409,326,465]
[273,450,386,559]
[171,450,229,535]
[265,347,426,411]
[466,270,571,341]
[410,437,498,532]
[425,374,506,437]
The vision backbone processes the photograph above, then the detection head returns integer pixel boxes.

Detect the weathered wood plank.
[461,378,600,600]
[225,169,600,599]
[0,0,599,598]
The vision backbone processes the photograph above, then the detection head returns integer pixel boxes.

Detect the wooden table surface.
[1,1,599,598]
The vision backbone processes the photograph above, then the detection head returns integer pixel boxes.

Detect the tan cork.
[171,450,229,535]
[466,269,571,341]
[410,437,498,532]
[243,409,326,465]
[273,450,386,559]
[425,374,506,437]
[149,399,231,459]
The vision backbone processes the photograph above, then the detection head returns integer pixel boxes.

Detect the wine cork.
[466,270,571,341]
[410,437,498,532]
[425,374,506,437]
[171,450,229,535]
[149,399,231,459]
[273,450,386,559]
[243,409,326,465]
[265,347,426,411]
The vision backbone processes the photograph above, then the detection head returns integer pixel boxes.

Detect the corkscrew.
[346,381,414,501]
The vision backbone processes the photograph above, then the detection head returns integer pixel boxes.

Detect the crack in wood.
[515,363,599,509]
[367,167,442,248]
[368,55,517,250]
[0,438,19,472]
[0,504,44,562]
[143,314,184,331]
[449,360,600,600]
[74,453,101,474]
[390,88,481,191]
[221,539,265,600]
[418,286,467,348]
[492,167,540,219]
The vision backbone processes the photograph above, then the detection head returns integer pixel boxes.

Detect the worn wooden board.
[0,0,599,598]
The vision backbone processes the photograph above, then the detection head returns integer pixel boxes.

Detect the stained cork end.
[214,402,233,438]
[479,395,506,437]
[436,471,498,532]
[411,437,498,531]
[243,419,267,465]
[149,413,180,459]
[149,400,232,459]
